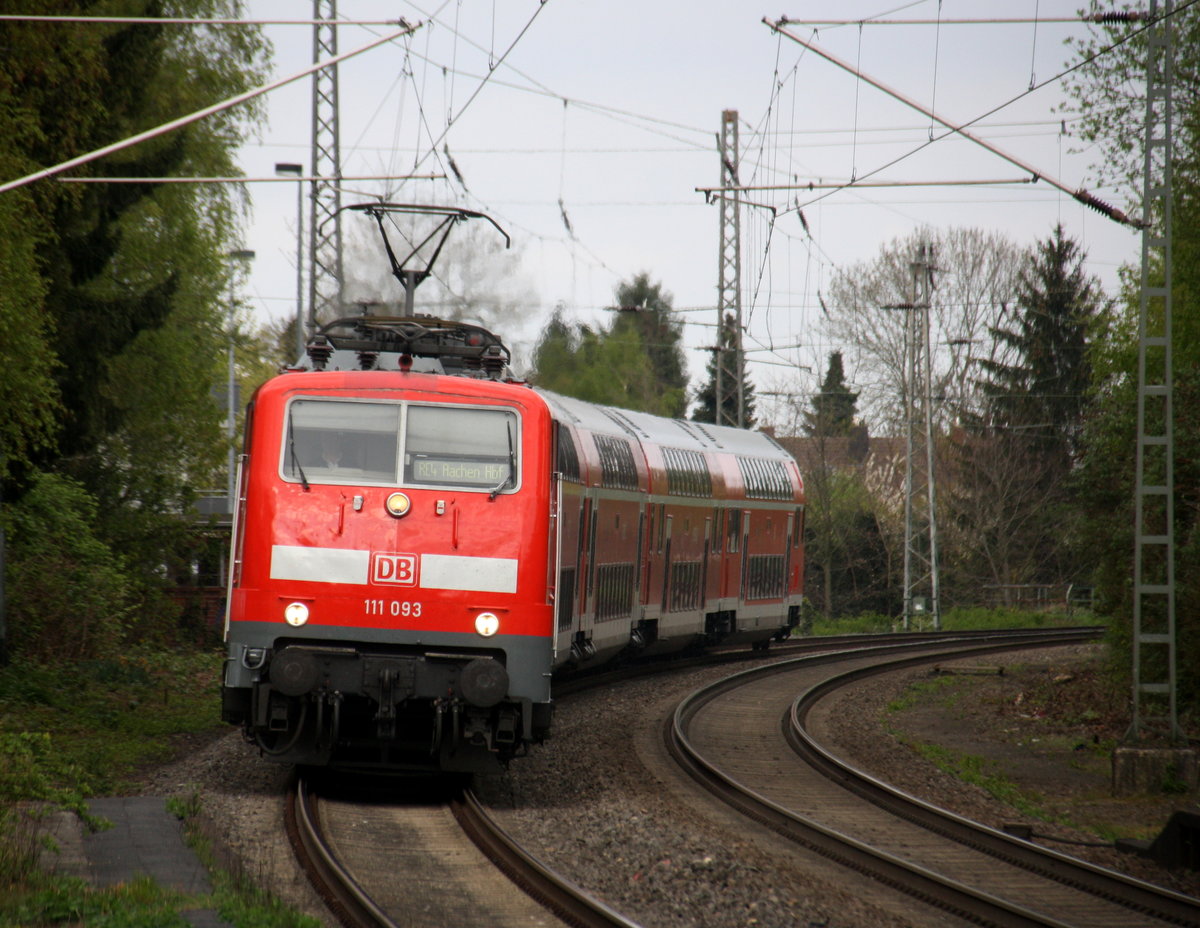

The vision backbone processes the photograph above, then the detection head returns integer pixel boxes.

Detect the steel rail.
[667,630,1113,928]
[453,788,644,928]
[288,773,640,926]
[786,650,1200,926]
[285,774,400,928]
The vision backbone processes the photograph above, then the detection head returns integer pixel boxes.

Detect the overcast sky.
[235,0,1142,422]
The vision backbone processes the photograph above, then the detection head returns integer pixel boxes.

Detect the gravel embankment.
[130,648,1197,927]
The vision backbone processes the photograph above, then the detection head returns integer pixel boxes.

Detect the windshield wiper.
[288,412,310,492]
[488,419,515,501]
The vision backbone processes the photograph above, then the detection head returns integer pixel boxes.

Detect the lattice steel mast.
[309,0,344,331]
[897,245,941,630]
[716,110,746,427]
[1130,0,1179,742]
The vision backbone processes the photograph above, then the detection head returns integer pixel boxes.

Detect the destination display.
[409,456,509,486]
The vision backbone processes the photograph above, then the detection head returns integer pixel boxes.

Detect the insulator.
[306,335,334,371]
[481,345,506,378]
[1073,189,1141,229]
[1087,12,1144,24]
[357,350,379,370]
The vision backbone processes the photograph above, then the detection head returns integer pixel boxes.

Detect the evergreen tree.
[805,351,858,436]
[945,227,1103,593]
[610,272,688,417]
[692,312,757,427]
[978,225,1103,454]
[530,274,689,417]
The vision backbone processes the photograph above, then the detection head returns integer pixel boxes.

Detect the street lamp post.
[225,250,255,516]
[274,162,305,360]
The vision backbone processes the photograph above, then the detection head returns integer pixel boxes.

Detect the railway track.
[286,771,641,928]
[667,629,1200,927]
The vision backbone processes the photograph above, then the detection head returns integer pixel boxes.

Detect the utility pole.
[892,244,941,631]
[716,110,746,427]
[309,0,344,331]
[1129,0,1179,743]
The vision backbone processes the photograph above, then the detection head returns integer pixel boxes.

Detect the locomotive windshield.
[282,398,518,491]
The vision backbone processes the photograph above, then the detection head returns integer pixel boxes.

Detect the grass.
[899,738,1051,820]
[0,647,317,928]
[808,605,1104,637]
[885,673,963,713]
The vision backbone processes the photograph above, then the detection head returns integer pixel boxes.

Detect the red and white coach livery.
[221,315,804,773]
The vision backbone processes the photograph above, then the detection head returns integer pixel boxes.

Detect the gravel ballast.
[128,645,1197,927]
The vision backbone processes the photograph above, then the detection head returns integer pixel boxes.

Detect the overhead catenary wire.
[764,0,1200,228]
[0,22,420,196]
[764,18,1139,227]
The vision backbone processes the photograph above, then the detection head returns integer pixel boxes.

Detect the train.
[220,207,805,773]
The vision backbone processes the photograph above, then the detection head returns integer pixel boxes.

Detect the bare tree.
[942,427,1074,602]
[824,227,1024,432]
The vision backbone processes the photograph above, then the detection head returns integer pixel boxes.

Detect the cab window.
[284,400,399,484]
[281,399,518,492]
[404,405,516,490]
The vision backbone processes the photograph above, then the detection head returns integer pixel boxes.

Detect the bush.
[4,472,134,663]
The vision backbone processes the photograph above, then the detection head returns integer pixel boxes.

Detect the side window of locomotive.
[404,405,518,490]
[284,400,400,485]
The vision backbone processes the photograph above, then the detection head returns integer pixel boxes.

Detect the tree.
[610,273,688,418]
[978,226,1104,450]
[1062,4,1200,713]
[1061,3,1199,196]
[824,228,1023,432]
[942,227,1107,592]
[0,3,270,656]
[692,312,757,427]
[529,273,689,417]
[805,351,859,437]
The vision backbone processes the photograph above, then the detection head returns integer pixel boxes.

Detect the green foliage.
[0,646,317,928]
[530,280,688,417]
[1061,3,1200,194]
[808,612,897,636]
[885,674,962,713]
[806,607,1095,637]
[0,191,60,480]
[0,650,221,798]
[901,740,1047,819]
[691,311,757,427]
[805,351,858,437]
[610,272,689,418]
[978,225,1104,448]
[802,462,891,617]
[3,473,134,663]
[1,876,192,928]
[0,2,270,659]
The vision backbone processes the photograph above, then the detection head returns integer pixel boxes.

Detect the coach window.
[284,399,400,485]
[404,405,519,491]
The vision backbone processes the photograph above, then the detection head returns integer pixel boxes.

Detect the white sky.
[234,0,1143,425]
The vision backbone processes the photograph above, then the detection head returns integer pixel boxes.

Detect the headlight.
[474,612,500,637]
[385,492,411,518]
[284,602,310,627]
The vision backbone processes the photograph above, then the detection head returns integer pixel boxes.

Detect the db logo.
[372,553,418,586]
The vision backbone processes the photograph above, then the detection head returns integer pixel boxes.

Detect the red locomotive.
[220,208,805,773]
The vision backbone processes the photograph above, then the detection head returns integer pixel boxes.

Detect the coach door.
[551,423,587,662]
[724,508,743,602]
